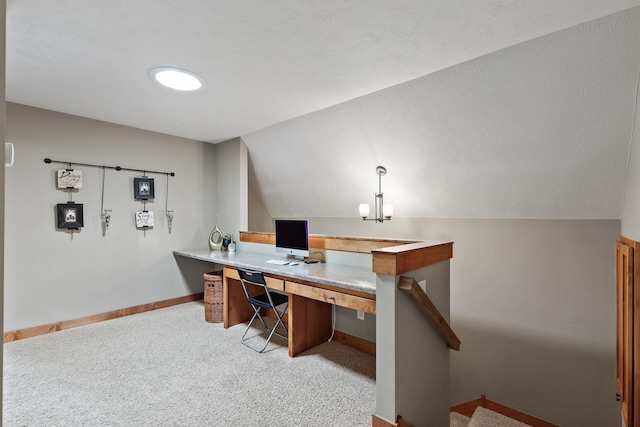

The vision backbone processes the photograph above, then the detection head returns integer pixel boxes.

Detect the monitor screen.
[275,219,309,258]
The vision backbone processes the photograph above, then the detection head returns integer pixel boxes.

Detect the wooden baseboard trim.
[371,414,415,427]
[333,330,376,356]
[450,395,559,427]
[396,416,414,427]
[372,414,396,427]
[3,293,205,343]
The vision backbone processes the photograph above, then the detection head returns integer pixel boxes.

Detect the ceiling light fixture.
[148,67,204,91]
[359,166,394,223]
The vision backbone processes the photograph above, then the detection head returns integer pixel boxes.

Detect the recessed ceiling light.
[148,67,204,91]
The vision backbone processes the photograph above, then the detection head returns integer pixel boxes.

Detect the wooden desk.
[173,249,376,356]
[177,237,456,426]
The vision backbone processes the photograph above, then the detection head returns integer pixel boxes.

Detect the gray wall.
[248,187,272,233]
[4,103,218,331]
[212,137,247,240]
[620,50,640,427]
[1,2,7,422]
[237,13,633,425]
[3,102,621,426]
[243,9,640,223]
[621,72,640,240]
[254,216,618,427]
[237,14,633,424]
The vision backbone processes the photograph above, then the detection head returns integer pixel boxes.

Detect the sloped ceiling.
[7,1,640,219]
[244,7,640,219]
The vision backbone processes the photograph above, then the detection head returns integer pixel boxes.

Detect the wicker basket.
[204,271,223,323]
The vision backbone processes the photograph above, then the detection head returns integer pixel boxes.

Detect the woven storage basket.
[204,271,223,323]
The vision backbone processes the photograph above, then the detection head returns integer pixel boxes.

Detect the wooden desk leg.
[288,294,332,357]
[223,272,230,328]
[223,276,259,328]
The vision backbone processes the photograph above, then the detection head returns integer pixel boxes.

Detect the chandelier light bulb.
[383,203,394,219]
[359,204,370,219]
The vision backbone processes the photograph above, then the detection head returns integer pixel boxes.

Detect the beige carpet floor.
[3,301,376,426]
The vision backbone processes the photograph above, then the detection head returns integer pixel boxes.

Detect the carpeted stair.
[451,407,532,427]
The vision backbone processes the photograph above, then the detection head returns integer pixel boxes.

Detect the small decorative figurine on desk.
[222,233,232,251]
[209,225,223,250]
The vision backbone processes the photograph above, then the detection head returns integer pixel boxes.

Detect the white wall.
[4,103,217,331]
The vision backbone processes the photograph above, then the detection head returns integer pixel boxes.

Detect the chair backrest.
[237,268,268,300]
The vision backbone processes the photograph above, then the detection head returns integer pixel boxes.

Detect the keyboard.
[266,259,290,265]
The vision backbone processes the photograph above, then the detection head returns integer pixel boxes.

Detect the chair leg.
[240,305,280,353]
[240,303,289,353]
[240,308,262,349]
[271,303,289,339]
[255,309,269,330]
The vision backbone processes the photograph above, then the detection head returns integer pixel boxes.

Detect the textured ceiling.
[7,1,640,220]
[7,0,639,142]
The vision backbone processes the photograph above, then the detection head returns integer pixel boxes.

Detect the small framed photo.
[57,169,83,189]
[135,210,154,228]
[56,203,84,229]
[134,177,154,200]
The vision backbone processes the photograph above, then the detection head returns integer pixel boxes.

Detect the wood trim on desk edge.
[285,280,376,314]
[3,293,204,343]
[240,231,419,254]
[224,265,376,301]
[288,277,376,300]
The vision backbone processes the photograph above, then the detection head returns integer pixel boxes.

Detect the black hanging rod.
[44,158,175,176]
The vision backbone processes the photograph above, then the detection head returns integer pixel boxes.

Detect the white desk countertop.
[173,248,377,295]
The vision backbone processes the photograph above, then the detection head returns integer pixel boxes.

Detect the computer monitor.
[275,219,309,259]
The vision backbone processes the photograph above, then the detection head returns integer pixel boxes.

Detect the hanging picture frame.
[135,210,155,228]
[56,202,84,229]
[57,169,83,189]
[134,177,154,200]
